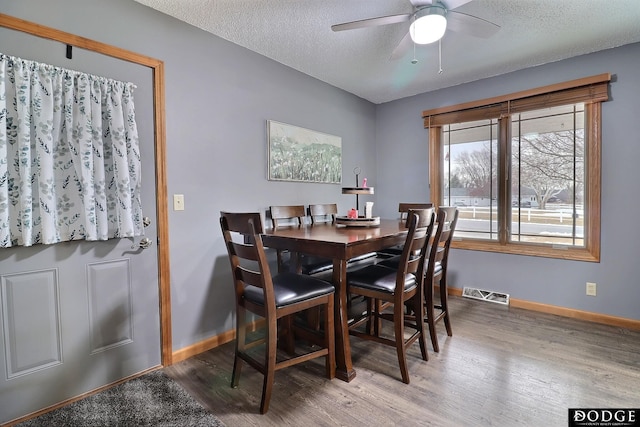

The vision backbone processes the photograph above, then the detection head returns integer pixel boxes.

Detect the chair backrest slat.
[437,206,459,272]
[220,211,274,302]
[308,203,338,225]
[229,240,260,262]
[427,207,459,277]
[397,208,436,288]
[269,205,306,271]
[237,267,264,288]
[398,203,433,223]
[270,205,306,228]
[223,211,265,235]
[427,210,447,277]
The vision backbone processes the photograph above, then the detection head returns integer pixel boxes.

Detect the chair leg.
[440,277,453,337]
[425,278,439,353]
[365,297,375,335]
[394,302,410,384]
[324,297,336,379]
[306,307,321,331]
[260,318,278,414]
[232,305,246,388]
[374,299,384,337]
[415,297,429,362]
[260,363,276,414]
[362,297,382,336]
[280,315,295,355]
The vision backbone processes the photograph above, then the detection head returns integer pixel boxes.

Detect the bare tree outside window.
[455,143,497,199]
[512,105,585,211]
[513,130,584,210]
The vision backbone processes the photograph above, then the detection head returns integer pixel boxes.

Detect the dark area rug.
[17,370,225,427]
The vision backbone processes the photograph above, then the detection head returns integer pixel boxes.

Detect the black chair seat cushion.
[300,257,334,275]
[377,256,400,269]
[243,272,334,308]
[377,246,403,257]
[349,252,378,262]
[288,253,378,275]
[279,255,332,275]
[347,265,416,294]
[376,254,424,270]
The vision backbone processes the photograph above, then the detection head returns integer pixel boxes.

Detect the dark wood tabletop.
[263,219,407,382]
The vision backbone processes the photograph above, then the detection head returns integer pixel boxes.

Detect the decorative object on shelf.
[365,202,374,219]
[336,167,380,227]
[267,120,342,184]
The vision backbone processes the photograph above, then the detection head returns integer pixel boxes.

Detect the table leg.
[332,258,356,382]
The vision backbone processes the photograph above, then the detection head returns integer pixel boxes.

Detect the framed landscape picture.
[267,120,342,184]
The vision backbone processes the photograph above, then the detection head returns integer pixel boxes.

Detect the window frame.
[424,74,610,262]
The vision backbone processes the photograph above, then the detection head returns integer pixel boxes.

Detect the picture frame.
[267,120,342,184]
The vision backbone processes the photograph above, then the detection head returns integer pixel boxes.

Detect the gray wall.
[2,0,638,358]
[376,43,640,321]
[0,0,376,351]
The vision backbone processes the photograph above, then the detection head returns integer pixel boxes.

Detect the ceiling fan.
[331,0,500,61]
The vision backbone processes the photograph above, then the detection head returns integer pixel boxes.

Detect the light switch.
[173,194,185,211]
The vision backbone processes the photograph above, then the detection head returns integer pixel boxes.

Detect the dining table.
[262,218,408,382]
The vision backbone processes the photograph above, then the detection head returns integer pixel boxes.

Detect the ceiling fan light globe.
[410,8,447,45]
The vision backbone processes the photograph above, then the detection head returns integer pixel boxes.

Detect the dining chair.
[378,202,434,257]
[308,203,338,225]
[308,203,378,267]
[269,205,306,227]
[269,204,336,275]
[374,207,434,328]
[220,211,335,414]
[377,206,436,269]
[423,206,459,352]
[346,209,435,384]
[270,204,363,274]
[398,203,434,222]
[269,205,317,274]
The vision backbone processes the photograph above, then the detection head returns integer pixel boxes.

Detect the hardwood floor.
[165,296,640,426]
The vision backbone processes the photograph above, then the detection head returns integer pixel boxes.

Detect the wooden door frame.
[0,14,173,365]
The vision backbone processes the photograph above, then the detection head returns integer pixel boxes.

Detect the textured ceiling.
[134,0,640,104]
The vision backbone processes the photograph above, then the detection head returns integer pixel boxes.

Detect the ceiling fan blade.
[389,31,413,61]
[446,11,500,38]
[331,14,411,32]
[442,0,473,10]
[409,0,433,7]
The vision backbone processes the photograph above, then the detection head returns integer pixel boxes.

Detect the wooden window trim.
[426,76,606,262]
[422,73,610,125]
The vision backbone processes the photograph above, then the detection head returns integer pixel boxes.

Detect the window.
[442,118,499,241]
[424,74,609,261]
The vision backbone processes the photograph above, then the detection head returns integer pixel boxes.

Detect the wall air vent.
[462,287,510,305]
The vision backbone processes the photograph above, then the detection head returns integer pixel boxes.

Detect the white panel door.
[0,28,161,424]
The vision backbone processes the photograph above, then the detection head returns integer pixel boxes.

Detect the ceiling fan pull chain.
[412,41,418,64]
[438,38,443,74]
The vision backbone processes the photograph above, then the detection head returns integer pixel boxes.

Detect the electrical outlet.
[173,194,185,211]
[586,282,597,296]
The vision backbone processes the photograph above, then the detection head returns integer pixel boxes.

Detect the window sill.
[451,239,599,262]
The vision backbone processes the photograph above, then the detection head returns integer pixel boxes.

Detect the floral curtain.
[0,53,143,248]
